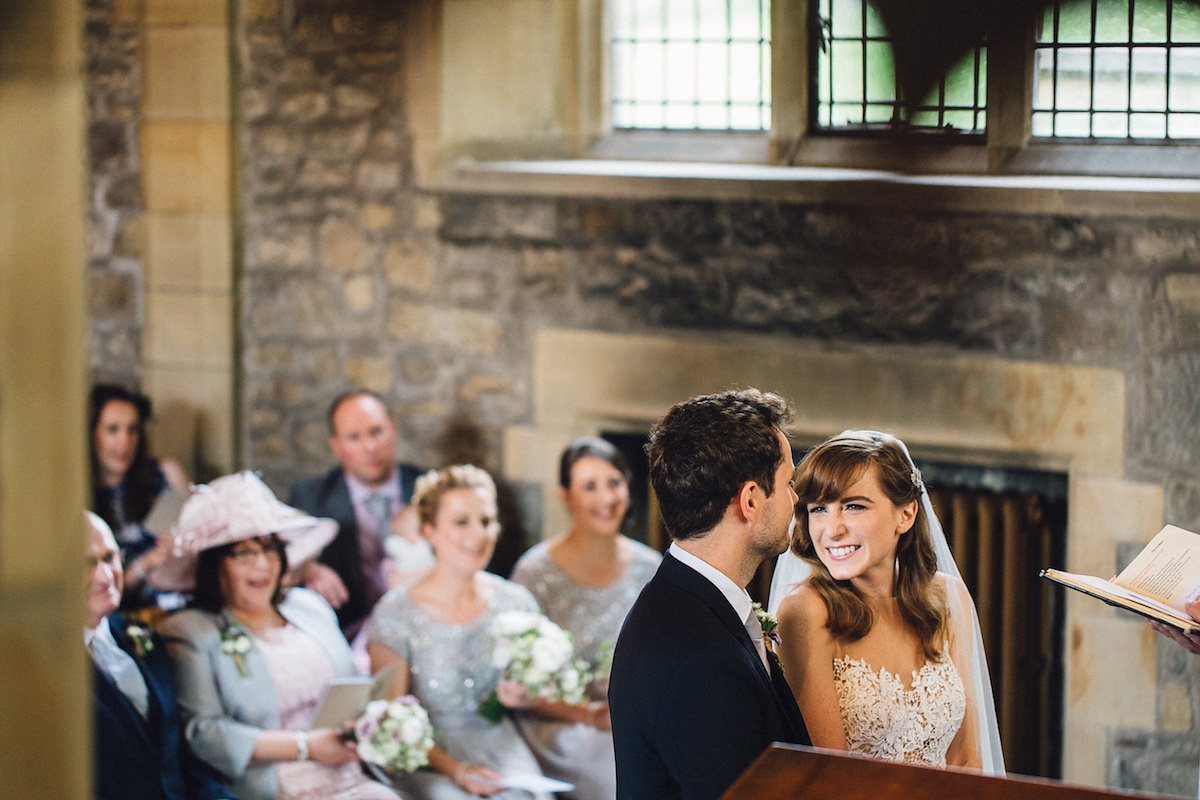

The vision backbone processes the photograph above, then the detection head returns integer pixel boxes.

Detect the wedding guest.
[288,390,427,639]
[89,383,190,611]
[771,430,1004,773]
[367,465,550,800]
[507,437,660,800]
[608,389,810,800]
[84,511,234,800]
[152,472,398,800]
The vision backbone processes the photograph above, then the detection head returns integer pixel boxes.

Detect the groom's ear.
[733,480,759,522]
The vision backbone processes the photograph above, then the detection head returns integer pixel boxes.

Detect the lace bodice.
[832,653,966,768]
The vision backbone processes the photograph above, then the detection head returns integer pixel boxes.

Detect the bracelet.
[454,761,472,787]
[294,731,308,761]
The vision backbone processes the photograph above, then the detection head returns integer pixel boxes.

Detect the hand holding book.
[1041,524,1200,635]
[1148,598,1200,654]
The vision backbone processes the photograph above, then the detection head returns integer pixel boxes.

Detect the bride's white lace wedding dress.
[832,650,966,768]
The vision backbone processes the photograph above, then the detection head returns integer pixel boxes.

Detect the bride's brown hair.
[791,430,948,661]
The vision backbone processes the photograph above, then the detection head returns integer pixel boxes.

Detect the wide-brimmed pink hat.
[148,471,336,592]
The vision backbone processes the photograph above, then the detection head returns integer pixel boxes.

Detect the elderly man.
[288,389,426,639]
[85,511,234,800]
[608,389,810,800]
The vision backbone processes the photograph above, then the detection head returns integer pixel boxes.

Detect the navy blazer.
[608,552,809,800]
[92,613,234,800]
[287,463,421,633]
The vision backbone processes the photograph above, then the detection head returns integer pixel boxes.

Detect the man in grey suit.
[287,389,424,639]
[609,388,810,800]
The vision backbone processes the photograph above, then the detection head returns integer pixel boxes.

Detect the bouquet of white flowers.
[479,610,591,722]
[347,696,435,775]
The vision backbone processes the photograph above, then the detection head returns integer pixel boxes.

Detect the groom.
[609,388,810,800]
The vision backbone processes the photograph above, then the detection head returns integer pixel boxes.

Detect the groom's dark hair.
[646,388,793,541]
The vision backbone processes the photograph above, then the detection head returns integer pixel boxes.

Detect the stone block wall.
[77,0,1200,795]
[86,0,143,386]
[232,8,1200,786]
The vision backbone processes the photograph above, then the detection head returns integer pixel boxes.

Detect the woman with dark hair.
[771,430,1003,773]
[154,471,399,800]
[89,383,190,608]
[506,437,661,800]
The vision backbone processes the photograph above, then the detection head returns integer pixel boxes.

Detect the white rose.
[530,637,567,673]
[357,739,381,765]
[558,667,581,693]
[492,611,538,636]
[399,715,427,747]
[523,667,549,689]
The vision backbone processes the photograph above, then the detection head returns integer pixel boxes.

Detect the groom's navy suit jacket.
[609,552,810,800]
[92,612,233,800]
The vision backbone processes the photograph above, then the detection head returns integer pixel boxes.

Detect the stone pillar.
[0,1,89,797]
[138,0,236,479]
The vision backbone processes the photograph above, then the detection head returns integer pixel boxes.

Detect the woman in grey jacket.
[153,471,400,800]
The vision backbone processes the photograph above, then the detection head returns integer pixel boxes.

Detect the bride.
[769,430,1004,774]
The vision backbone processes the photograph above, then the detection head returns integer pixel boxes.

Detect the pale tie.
[367,493,392,539]
[744,609,769,672]
[361,493,392,606]
[89,632,150,718]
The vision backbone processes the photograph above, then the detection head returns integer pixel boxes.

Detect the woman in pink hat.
[153,471,400,800]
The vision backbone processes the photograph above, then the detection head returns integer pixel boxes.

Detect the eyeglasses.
[226,544,283,564]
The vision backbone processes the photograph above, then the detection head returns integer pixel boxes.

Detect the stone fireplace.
[504,327,1170,789]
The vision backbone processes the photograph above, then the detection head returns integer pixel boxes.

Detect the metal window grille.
[812,0,987,133]
[1033,0,1200,139]
[610,0,771,131]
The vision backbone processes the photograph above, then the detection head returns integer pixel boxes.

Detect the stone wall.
[70,0,1200,795]
[85,0,142,387]
[233,8,1200,791]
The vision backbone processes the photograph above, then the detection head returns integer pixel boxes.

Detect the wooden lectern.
[723,744,1149,799]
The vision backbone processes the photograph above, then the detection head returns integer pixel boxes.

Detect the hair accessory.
[147,471,336,592]
[910,465,924,492]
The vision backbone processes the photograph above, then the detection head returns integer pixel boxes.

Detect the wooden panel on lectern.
[723,744,1150,800]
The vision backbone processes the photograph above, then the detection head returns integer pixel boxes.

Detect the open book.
[1041,524,1200,634]
[310,662,399,729]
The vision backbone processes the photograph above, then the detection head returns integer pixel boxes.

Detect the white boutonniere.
[219,619,253,677]
[125,623,155,658]
[751,602,782,666]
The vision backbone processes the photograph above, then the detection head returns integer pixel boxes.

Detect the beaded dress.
[366,573,551,800]
[831,646,966,768]
[255,625,397,800]
[509,539,661,800]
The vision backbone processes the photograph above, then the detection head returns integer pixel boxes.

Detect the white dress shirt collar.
[345,470,400,507]
[668,542,754,626]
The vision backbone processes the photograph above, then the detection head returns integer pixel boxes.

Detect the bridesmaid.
[367,465,550,800]
[508,437,661,800]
